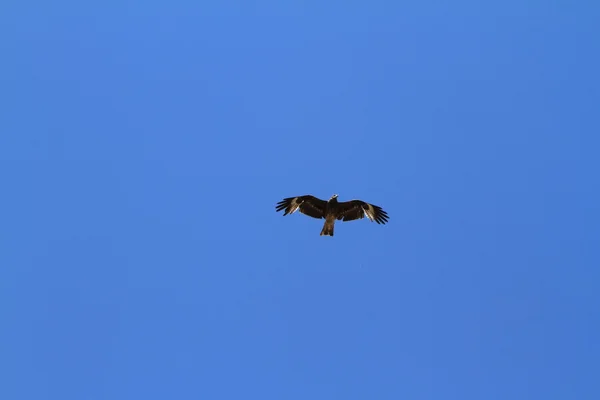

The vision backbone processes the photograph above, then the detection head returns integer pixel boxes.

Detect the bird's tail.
[320,220,334,236]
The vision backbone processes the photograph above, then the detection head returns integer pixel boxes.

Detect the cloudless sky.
[2,1,599,399]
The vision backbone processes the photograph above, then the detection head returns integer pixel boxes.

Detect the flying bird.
[275,194,389,236]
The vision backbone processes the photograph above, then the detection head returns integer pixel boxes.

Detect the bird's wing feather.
[275,195,327,219]
[336,200,389,224]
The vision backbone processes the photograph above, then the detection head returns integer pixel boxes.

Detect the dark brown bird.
[275,194,389,236]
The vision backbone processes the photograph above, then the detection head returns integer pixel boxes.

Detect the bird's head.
[330,194,339,200]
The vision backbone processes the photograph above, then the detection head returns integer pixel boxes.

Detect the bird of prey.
[275,194,389,236]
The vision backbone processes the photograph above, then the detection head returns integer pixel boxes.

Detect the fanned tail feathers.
[320,220,334,236]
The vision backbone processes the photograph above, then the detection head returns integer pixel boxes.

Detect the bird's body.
[275,194,389,236]
[320,195,340,236]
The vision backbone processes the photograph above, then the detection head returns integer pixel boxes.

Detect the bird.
[275,194,389,236]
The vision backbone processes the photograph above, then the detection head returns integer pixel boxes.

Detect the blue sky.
[2,1,599,399]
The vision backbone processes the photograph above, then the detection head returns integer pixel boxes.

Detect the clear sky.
[2,1,599,399]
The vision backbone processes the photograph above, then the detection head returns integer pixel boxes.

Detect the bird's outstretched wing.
[336,200,389,224]
[275,195,327,219]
